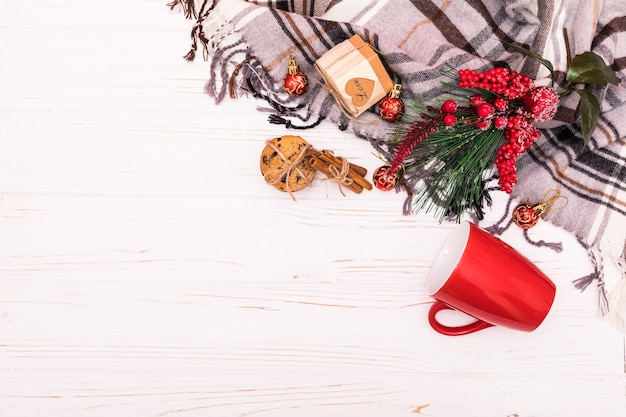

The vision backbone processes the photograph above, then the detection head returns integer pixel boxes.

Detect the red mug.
[426,222,556,336]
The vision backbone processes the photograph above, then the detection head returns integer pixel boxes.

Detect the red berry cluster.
[458,67,534,100]
[385,66,559,196]
[454,69,558,193]
[494,115,541,193]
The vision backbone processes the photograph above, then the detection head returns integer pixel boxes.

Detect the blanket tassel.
[180,0,215,62]
[523,229,563,253]
[268,114,326,129]
[167,0,198,19]
[604,259,626,329]
[570,242,626,327]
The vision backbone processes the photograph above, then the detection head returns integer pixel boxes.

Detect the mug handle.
[428,300,494,336]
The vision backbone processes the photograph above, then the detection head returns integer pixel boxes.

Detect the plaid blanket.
[168,0,626,326]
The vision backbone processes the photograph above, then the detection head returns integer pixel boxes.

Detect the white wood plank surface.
[0,1,624,417]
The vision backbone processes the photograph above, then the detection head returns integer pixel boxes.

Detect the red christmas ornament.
[283,56,308,96]
[512,202,544,229]
[372,165,399,191]
[511,190,568,229]
[379,84,405,122]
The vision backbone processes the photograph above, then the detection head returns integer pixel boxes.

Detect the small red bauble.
[372,165,399,191]
[283,56,308,96]
[379,84,405,122]
[512,202,545,229]
[512,190,566,228]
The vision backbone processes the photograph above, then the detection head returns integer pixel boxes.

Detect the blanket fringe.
[523,229,563,252]
[191,11,307,115]
[179,0,215,62]
[484,197,514,235]
[205,42,251,103]
[570,240,626,329]
[603,258,626,329]
[171,0,354,134]
[268,114,326,129]
[226,57,285,104]
[167,0,198,19]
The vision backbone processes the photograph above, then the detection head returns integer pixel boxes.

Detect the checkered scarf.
[168,0,626,326]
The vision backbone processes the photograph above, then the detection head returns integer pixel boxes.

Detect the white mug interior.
[426,221,471,296]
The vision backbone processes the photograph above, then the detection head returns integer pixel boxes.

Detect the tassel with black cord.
[268,114,326,130]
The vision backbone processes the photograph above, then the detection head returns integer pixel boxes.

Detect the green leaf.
[574,88,600,147]
[503,40,555,84]
[566,51,621,86]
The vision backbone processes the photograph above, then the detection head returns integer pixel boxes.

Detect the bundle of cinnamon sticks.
[306,149,372,194]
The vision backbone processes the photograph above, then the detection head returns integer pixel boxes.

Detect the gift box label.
[315,35,393,117]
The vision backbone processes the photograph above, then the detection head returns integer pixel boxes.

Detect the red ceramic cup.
[426,222,556,336]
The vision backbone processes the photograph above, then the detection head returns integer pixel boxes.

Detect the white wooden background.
[1,1,625,417]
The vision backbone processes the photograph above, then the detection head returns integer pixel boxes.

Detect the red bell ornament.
[283,56,308,96]
[379,84,405,122]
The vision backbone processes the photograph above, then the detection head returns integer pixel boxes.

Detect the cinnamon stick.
[307,155,363,194]
[319,150,372,191]
[321,150,368,177]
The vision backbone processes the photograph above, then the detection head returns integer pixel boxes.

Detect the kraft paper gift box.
[315,34,394,117]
